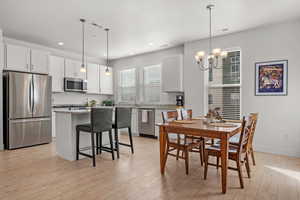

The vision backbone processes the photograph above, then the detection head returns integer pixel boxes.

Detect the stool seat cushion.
[77,124,92,132]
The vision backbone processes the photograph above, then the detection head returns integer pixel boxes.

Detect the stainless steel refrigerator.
[3,71,52,149]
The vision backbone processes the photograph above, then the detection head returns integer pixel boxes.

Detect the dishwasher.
[138,108,156,138]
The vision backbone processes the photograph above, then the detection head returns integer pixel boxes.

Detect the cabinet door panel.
[87,63,99,94]
[65,59,86,79]
[99,65,113,95]
[6,44,30,72]
[31,49,49,74]
[49,56,64,92]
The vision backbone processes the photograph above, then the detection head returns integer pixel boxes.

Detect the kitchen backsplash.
[52,92,111,105]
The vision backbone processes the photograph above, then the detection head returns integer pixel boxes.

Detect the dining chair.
[204,116,254,188]
[180,109,205,166]
[76,108,114,167]
[112,107,134,159]
[161,110,202,174]
[229,113,258,165]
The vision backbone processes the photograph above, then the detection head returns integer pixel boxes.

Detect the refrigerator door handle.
[31,77,35,113]
[10,118,51,123]
[29,77,32,113]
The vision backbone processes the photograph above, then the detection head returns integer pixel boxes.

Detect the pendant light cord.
[80,19,86,68]
[105,28,109,71]
[209,6,212,54]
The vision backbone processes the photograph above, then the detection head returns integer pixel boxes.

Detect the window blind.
[143,65,161,103]
[118,68,136,103]
[208,51,241,120]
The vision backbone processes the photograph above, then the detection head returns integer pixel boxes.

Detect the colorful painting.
[255,60,288,96]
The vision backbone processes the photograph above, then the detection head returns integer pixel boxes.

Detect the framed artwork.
[255,60,288,96]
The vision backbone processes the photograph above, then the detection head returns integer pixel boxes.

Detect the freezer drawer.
[8,118,52,149]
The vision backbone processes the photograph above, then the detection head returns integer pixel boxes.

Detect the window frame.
[204,48,242,120]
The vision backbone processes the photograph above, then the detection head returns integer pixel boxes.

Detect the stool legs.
[91,132,96,167]
[109,130,115,160]
[114,128,120,159]
[96,133,99,155]
[128,127,134,154]
[99,132,102,154]
[76,128,80,160]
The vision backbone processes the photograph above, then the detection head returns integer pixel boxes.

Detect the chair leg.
[114,128,120,159]
[245,154,251,178]
[204,151,209,180]
[91,132,96,167]
[96,133,99,155]
[184,149,189,175]
[199,143,203,166]
[99,132,102,154]
[216,157,220,169]
[250,148,256,166]
[128,127,134,154]
[76,128,80,160]
[109,130,115,160]
[176,135,180,160]
[237,160,244,189]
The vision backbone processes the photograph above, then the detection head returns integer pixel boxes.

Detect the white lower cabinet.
[52,111,56,138]
[131,108,138,135]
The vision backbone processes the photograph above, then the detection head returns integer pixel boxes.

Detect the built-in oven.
[64,78,87,92]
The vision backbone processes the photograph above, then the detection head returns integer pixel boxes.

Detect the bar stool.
[113,107,134,158]
[76,108,114,167]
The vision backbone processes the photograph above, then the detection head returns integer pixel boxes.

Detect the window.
[118,68,136,103]
[142,65,161,103]
[207,51,241,120]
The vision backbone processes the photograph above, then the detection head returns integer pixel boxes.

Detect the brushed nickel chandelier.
[194,4,228,71]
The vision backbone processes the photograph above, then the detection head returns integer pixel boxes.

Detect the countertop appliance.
[138,108,156,138]
[3,71,52,149]
[176,95,184,107]
[64,77,87,92]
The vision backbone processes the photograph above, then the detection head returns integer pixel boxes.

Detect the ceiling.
[0,0,300,59]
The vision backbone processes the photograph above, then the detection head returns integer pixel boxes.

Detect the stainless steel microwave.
[64,77,87,92]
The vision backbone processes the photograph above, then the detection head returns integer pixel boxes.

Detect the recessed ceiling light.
[148,42,154,46]
[58,42,64,46]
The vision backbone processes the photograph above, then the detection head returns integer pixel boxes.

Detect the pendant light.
[80,18,86,73]
[194,4,228,71]
[104,28,111,76]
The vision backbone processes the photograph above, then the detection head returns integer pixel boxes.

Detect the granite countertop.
[53,104,177,110]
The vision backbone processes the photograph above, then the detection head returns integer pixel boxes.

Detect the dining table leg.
[159,126,167,174]
[220,134,229,194]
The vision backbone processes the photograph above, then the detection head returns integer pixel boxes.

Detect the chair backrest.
[115,107,132,129]
[91,108,113,132]
[237,115,255,157]
[248,113,258,148]
[181,109,192,120]
[162,110,178,123]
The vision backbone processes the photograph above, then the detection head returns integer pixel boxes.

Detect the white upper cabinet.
[30,49,49,74]
[5,43,49,74]
[65,59,86,80]
[87,63,100,94]
[162,55,183,92]
[49,55,65,92]
[99,65,113,95]
[5,44,30,72]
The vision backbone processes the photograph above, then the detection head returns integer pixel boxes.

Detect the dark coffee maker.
[176,95,184,107]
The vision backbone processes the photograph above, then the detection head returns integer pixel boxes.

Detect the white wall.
[110,46,184,105]
[3,37,111,106]
[184,19,300,157]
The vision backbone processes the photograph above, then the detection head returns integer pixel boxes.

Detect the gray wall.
[111,46,184,105]
[184,19,300,157]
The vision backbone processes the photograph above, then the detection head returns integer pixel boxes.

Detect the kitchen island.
[54,109,109,161]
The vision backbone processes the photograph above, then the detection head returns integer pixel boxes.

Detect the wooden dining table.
[157,119,242,194]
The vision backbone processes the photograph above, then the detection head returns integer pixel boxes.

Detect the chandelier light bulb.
[197,51,205,58]
[221,51,228,58]
[212,48,221,56]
